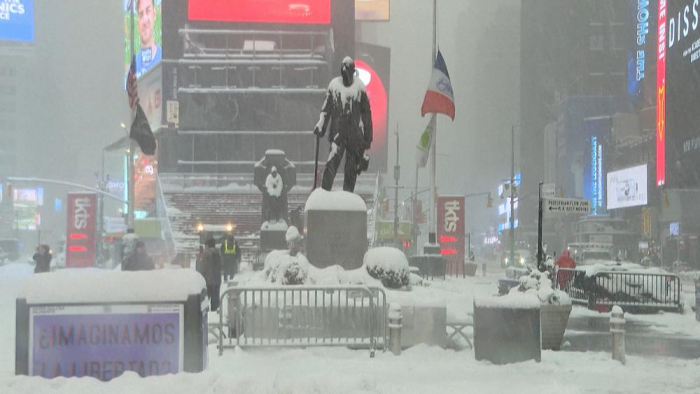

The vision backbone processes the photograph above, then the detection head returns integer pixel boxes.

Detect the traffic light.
[487,193,493,208]
[402,240,412,250]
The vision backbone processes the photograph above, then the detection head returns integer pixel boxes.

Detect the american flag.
[127,56,139,110]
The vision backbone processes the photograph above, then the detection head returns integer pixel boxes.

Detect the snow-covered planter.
[363,247,410,289]
[465,261,478,277]
[264,250,310,285]
[511,270,572,350]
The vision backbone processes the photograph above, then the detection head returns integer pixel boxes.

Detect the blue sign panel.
[0,0,34,42]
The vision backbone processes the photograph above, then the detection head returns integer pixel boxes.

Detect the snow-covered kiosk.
[15,269,209,381]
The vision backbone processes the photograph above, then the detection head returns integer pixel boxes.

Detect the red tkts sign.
[188,0,331,25]
[65,193,97,268]
[437,195,465,276]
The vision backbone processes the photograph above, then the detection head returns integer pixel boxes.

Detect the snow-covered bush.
[363,247,410,289]
[512,269,571,306]
[264,250,309,285]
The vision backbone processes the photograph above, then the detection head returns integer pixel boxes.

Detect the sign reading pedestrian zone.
[544,198,591,214]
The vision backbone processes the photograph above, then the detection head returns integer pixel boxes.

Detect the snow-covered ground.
[1,261,700,393]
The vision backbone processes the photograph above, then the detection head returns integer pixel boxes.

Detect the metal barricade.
[218,285,388,357]
[591,271,681,312]
[555,268,682,312]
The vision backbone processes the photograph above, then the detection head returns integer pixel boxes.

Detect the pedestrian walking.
[199,237,222,311]
[220,231,240,282]
[33,244,52,274]
[122,240,155,271]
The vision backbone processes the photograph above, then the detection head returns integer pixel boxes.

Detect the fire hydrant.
[388,303,403,356]
[610,305,626,365]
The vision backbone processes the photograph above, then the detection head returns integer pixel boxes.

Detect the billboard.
[628,0,657,105]
[607,164,649,209]
[29,304,183,380]
[437,196,465,275]
[356,0,389,21]
[0,0,33,42]
[661,0,700,187]
[656,0,667,186]
[65,193,97,268]
[356,42,390,173]
[124,0,163,80]
[134,149,158,216]
[188,0,331,24]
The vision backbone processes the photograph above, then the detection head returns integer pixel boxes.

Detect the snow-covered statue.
[254,150,296,224]
[314,56,373,193]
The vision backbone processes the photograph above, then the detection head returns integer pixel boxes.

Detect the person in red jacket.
[555,250,577,290]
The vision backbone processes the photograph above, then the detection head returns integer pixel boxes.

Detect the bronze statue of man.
[314,57,373,192]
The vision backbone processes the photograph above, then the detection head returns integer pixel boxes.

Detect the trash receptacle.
[474,296,541,364]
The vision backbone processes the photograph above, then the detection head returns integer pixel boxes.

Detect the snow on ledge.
[474,294,541,310]
[305,189,367,212]
[19,269,206,305]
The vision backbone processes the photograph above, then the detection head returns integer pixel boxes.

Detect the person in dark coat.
[33,244,52,274]
[314,56,373,192]
[199,237,222,311]
[122,240,155,271]
[220,232,240,282]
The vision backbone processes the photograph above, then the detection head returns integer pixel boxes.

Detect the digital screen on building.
[0,0,33,42]
[628,0,656,104]
[662,0,700,188]
[124,0,163,80]
[188,0,331,24]
[607,164,648,209]
[356,0,389,21]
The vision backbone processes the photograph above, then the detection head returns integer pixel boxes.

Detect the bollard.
[610,305,626,365]
[388,303,403,356]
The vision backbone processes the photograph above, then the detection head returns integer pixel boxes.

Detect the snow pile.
[305,189,367,212]
[363,247,410,289]
[285,226,301,243]
[512,270,571,306]
[263,250,309,285]
[474,293,541,310]
[261,220,288,231]
[18,269,206,304]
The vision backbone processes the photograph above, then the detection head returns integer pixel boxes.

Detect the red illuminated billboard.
[437,196,465,276]
[656,0,666,186]
[65,193,97,268]
[188,0,331,24]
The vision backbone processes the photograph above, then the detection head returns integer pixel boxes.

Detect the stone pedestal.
[305,189,367,269]
[260,220,288,251]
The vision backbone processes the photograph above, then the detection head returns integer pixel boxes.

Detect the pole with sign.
[537,195,591,270]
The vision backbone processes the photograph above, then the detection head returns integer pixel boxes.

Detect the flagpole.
[428,0,437,247]
[127,0,136,230]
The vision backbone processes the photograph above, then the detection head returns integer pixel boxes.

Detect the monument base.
[260,220,288,251]
[305,189,367,270]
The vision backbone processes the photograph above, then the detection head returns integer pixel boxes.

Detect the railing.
[555,268,682,312]
[218,285,388,357]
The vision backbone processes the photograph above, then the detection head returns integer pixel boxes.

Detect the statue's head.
[271,166,278,177]
[341,56,355,87]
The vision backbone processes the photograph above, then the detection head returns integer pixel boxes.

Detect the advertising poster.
[188,0,331,24]
[29,304,184,381]
[437,196,465,275]
[607,164,649,209]
[124,0,163,80]
[0,0,33,42]
[662,0,700,188]
[65,193,97,268]
[134,149,158,217]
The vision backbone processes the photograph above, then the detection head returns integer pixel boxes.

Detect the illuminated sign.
[29,304,184,380]
[356,0,390,21]
[65,193,97,268]
[0,0,33,42]
[657,0,667,186]
[628,0,655,101]
[437,196,465,275]
[590,136,604,214]
[356,58,388,173]
[607,164,648,209]
[188,0,331,24]
[124,0,163,80]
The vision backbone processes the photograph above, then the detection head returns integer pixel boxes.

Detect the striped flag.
[415,114,436,168]
[421,50,455,120]
[127,56,139,110]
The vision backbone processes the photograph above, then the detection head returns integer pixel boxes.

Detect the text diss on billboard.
[30,305,183,381]
[188,0,331,24]
[65,193,97,268]
[660,0,700,187]
[438,196,465,275]
[0,0,33,42]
